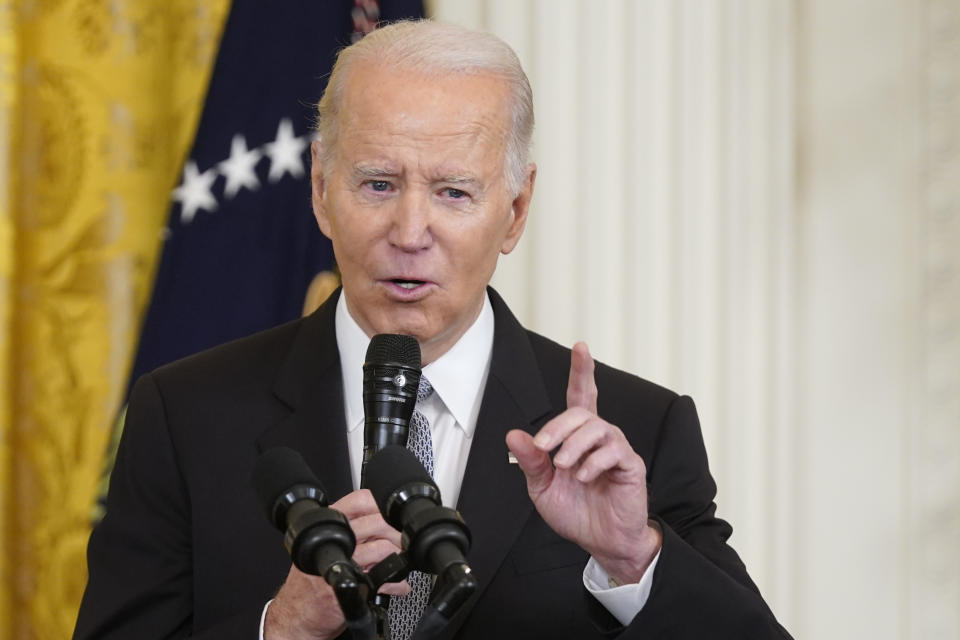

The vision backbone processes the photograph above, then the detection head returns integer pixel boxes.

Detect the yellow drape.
[0,2,230,638]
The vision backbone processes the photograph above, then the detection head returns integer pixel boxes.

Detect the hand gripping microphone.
[361,334,422,487]
[251,447,372,626]
[366,445,478,635]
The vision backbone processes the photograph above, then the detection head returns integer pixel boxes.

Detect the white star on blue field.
[171,118,313,225]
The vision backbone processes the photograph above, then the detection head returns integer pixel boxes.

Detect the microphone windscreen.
[365,445,434,515]
[365,334,421,368]
[251,447,321,519]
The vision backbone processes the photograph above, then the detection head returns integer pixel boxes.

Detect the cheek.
[447,212,511,257]
[329,216,379,262]
[329,236,369,280]
[451,240,503,287]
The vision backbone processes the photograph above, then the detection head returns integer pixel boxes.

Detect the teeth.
[398,282,418,289]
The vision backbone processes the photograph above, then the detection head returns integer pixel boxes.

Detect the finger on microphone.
[330,489,380,519]
[353,538,400,569]
[348,512,402,547]
[566,341,598,414]
[378,580,412,597]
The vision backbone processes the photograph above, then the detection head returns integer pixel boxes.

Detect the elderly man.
[75,20,790,640]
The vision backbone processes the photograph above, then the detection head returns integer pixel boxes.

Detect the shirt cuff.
[259,599,273,640]
[582,549,661,626]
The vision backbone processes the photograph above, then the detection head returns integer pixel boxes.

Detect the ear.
[500,163,537,255]
[311,139,333,238]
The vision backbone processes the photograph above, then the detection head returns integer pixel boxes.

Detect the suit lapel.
[444,288,556,636]
[255,288,354,500]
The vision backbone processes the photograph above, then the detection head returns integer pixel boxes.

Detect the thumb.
[567,342,598,414]
[506,430,554,498]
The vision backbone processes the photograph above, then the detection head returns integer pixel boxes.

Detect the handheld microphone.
[361,334,422,626]
[365,445,478,628]
[361,334,422,487]
[251,447,371,622]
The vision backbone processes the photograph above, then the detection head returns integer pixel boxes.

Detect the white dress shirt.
[259,292,658,636]
[336,292,491,508]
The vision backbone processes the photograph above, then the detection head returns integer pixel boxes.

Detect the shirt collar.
[335,292,495,438]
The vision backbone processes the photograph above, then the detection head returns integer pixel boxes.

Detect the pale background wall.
[428,1,960,638]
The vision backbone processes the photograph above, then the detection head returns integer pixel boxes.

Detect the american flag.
[128,0,423,389]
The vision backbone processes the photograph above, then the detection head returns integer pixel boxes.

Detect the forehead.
[334,62,512,175]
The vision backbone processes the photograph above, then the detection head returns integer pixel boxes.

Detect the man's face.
[312,62,535,364]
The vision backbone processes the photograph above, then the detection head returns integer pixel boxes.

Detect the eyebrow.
[436,174,480,185]
[351,164,483,188]
[352,164,401,178]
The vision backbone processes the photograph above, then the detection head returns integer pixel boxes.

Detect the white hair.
[316,19,534,195]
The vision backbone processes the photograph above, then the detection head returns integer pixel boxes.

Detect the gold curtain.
[0,1,230,638]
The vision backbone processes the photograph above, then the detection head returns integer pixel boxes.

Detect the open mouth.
[391,279,426,290]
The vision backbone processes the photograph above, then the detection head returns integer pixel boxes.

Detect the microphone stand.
[411,563,477,639]
[366,552,412,639]
[366,552,478,640]
[328,564,378,640]
[370,594,391,639]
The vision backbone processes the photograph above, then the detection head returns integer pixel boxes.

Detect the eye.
[442,187,468,199]
[368,180,392,192]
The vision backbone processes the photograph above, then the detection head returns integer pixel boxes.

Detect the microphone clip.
[367,551,411,590]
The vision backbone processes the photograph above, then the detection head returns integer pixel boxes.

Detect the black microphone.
[251,447,371,623]
[366,445,478,630]
[361,334,422,487]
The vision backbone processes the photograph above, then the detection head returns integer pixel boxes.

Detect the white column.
[793,0,958,637]
[909,0,960,636]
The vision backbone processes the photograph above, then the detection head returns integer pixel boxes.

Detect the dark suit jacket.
[75,288,790,639]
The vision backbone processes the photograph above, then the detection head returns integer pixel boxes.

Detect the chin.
[369,309,433,342]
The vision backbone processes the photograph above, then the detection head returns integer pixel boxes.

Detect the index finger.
[331,489,381,520]
[567,341,598,414]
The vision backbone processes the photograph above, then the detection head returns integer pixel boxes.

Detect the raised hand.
[506,342,661,585]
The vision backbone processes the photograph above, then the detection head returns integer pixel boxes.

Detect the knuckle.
[351,515,385,541]
[578,461,596,479]
[353,539,395,566]
[636,453,648,474]
[375,538,399,555]
[572,406,591,421]
[356,489,377,509]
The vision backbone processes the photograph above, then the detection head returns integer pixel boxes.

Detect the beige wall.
[429,1,960,638]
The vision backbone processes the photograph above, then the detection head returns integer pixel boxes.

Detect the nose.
[387,191,433,252]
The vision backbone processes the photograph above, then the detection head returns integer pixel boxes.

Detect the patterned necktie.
[388,376,435,640]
